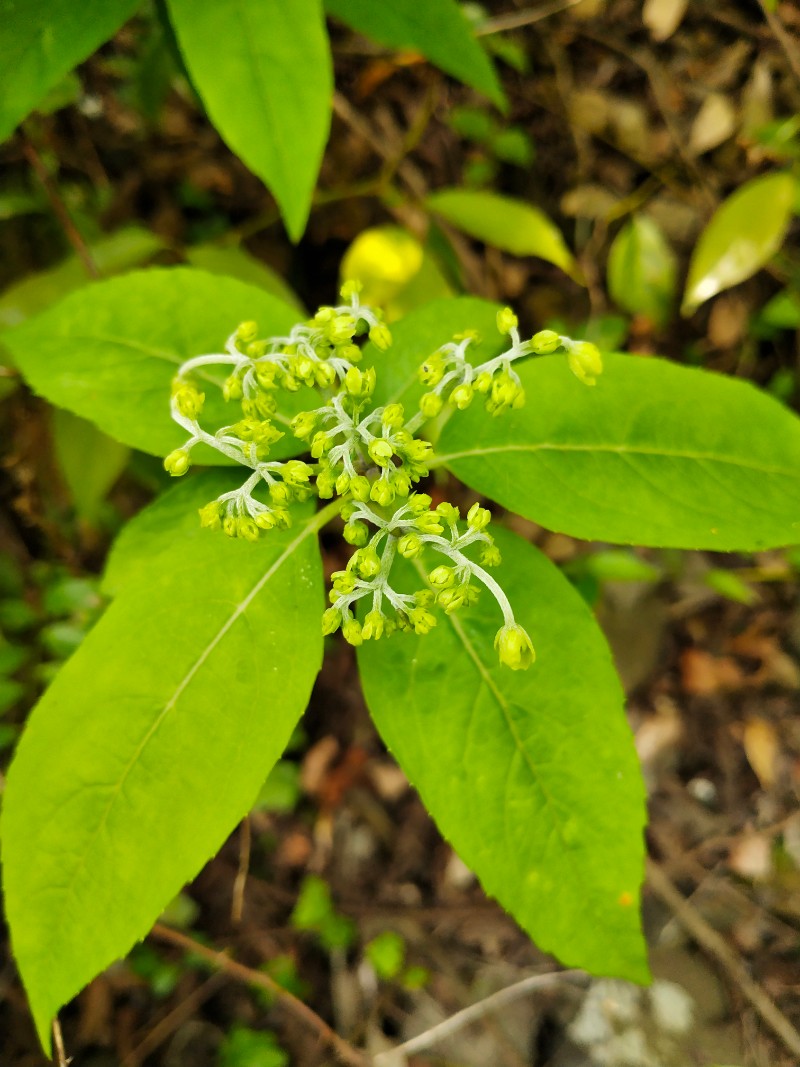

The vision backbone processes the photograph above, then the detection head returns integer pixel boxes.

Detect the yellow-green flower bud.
[494,623,535,670]
[173,383,205,419]
[419,355,444,386]
[283,460,313,485]
[335,472,351,496]
[407,606,436,635]
[254,511,278,530]
[408,493,432,515]
[369,323,392,351]
[246,340,269,358]
[311,431,332,458]
[436,502,460,524]
[419,392,443,419]
[496,307,518,335]
[316,467,335,498]
[223,515,238,538]
[199,501,223,529]
[238,517,260,542]
[531,329,561,355]
[236,321,259,346]
[370,478,395,507]
[329,314,357,345]
[467,502,491,530]
[291,411,318,440]
[481,543,502,567]
[340,279,363,301]
[343,521,369,547]
[315,362,338,388]
[398,532,424,558]
[414,511,443,535]
[474,371,493,393]
[567,341,603,386]
[382,403,405,429]
[332,569,357,594]
[164,448,191,476]
[349,475,371,502]
[428,565,455,588]
[322,607,342,635]
[368,439,394,467]
[255,361,279,389]
[449,383,474,410]
[269,482,292,505]
[361,610,385,640]
[342,618,363,646]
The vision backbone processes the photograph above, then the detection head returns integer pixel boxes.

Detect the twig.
[374,969,584,1064]
[150,923,368,1067]
[476,0,590,36]
[231,817,251,924]
[52,1019,70,1067]
[122,971,228,1066]
[647,859,800,1060]
[21,135,99,279]
[759,1,800,85]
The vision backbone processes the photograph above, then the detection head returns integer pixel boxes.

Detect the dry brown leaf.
[689,93,738,155]
[742,717,779,789]
[728,833,773,881]
[643,0,689,41]
[680,648,744,695]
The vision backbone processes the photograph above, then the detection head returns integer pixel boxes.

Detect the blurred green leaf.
[218,1027,288,1067]
[608,215,677,326]
[490,127,535,167]
[571,550,662,585]
[0,678,25,716]
[166,0,332,241]
[254,760,301,813]
[186,244,304,312]
[0,227,167,332]
[0,192,46,221]
[759,288,800,329]
[326,0,504,109]
[0,0,139,143]
[704,568,758,605]
[365,931,405,980]
[682,172,795,314]
[426,189,579,280]
[52,409,130,522]
[449,105,494,142]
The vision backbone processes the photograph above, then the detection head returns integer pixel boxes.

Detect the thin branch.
[647,859,800,1060]
[122,971,228,1067]
[758,1,800,85]
[231,816,251,924]
[374,969,584,1064]
[150,923,368,1067]
[52,1019,70,1067]
[21,135,99,279]
[476,0,589,36]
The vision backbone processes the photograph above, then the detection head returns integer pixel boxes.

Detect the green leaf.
[0,0,140,144]
[426,189,579,279]
[165,0,332,241]
[358,527,648,982]
[2,476,325,1048]
[4,267,311,461]
[52,409,130,521]
[325,0,504,109]
[361,295,503,410]
[607,216,677,326]
[185,244,305,312]
[437,353,800,551]
[682,172,795,315]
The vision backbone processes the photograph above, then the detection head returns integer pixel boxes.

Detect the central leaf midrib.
[435,440,798,478]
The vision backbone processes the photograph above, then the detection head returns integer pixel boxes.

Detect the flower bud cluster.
[414,308,603,422]
[162,286,607,669]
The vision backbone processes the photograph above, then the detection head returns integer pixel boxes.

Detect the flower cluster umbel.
[165,283,602,670]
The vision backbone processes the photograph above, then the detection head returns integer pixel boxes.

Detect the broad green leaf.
[358,526,648,981]
[426,189,579,280]
[2,479,325,1048]
[607,216,677,326]
[360,295,503,410]
[0,0,140,143]
[325,0,504,110]
[4,267,312,462]
[682,172,795,314]
[52,409,130,521]
[437,353,800,551]
[166,0,332,241]
[185,243,305,313]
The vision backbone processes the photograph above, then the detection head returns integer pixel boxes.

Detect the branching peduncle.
[164,282,603,670]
